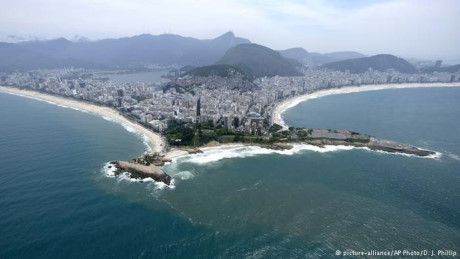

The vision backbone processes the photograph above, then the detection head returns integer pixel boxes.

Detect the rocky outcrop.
[110,161,172,185]
[367,138,435,156]
[302,137,435,157]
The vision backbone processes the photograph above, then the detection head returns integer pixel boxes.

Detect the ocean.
[0,87,459,258]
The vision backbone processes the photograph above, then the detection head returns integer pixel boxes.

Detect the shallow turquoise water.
[0,87,459,258]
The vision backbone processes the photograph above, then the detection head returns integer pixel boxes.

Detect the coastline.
[272,82,460,129]
[0,86,166,154]
[2,82,456,164]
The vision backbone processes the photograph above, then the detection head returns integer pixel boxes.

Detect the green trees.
[269,123,282,133]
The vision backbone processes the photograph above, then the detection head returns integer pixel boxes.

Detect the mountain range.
[0,32,250,71]
[278,48,366,66]
[2,31,459,76]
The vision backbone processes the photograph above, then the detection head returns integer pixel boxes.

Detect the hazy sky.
[1,0,459,60]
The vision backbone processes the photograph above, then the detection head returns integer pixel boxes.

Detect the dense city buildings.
[2,68,459,140]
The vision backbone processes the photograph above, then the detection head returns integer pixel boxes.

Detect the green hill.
[217,44,303,77]
[186,64,247,78]
[322,54,417,74]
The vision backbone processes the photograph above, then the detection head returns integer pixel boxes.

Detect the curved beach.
[0,86,166,154]
[272,82,460,129]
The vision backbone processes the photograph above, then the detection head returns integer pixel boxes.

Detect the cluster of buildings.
[1,68,459,136]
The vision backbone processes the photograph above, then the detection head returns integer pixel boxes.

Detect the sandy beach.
[0,86,166,154]
[3,82,460,159]
[272,82,460,129]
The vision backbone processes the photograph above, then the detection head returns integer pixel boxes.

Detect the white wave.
[153,179,175,190]
[171,144,441,166]
[361,147,442,160]
[172,170,195,180]
[102,116,115,122]
[122,124,137,133]
[177,144,355,164]
[102,162,117,177]
[141,135,153,154]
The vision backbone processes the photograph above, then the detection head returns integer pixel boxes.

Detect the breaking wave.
[101,162,175,191]
[102,162,117,177]
[172,144,441,166]
[175,144,356,164]
[362,147,442,160]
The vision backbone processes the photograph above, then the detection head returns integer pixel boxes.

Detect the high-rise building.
[196,98,201,117]
[117,89,124,97]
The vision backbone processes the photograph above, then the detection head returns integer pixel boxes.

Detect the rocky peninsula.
[111,127,434,184]
[0,85,437,185]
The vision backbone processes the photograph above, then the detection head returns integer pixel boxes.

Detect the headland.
[2,83,451,184]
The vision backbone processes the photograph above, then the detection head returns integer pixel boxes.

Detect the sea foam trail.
[172,144,441,166]
[176,144,355,164]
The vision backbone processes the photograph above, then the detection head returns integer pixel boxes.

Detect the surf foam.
[176,144,356,164]
[172,144,441,166]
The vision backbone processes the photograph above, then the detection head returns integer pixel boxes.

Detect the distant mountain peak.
[214,31,236,41]
[285,47,308,54]
[70,35,91,42]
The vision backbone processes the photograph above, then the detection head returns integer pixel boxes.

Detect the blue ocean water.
[0,87,459,258]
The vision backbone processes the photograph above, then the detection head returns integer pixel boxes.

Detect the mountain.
[278,48,366,66]
[217,44,303,77]
[0,42,100,71]
[186,64,247,78]
[324,51,366,60]
[322,54,418,74]
[0,32,250,71]
[278,48,310,65]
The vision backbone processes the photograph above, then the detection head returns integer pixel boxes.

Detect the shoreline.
[0,86,166,154]
[2,82,457,164]
[272,82,460,129]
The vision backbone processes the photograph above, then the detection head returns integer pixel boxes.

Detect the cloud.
[0,0,458,59]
